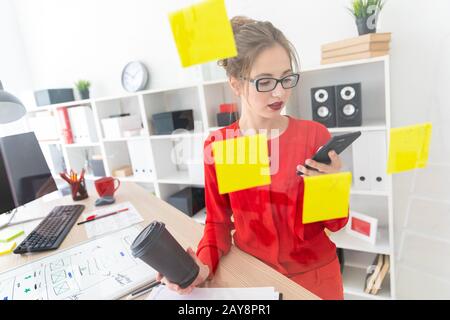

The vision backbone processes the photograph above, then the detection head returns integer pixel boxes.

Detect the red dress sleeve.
[196,135,233,276]
[314,123,349,232]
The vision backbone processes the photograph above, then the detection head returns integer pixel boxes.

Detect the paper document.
[147,286,280,300]
[82,202,144,238]
[0,226,156,300]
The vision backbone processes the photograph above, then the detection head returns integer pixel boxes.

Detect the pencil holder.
[67,177,88,201]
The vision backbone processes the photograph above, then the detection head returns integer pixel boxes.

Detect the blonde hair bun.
[217,16,299,79]
[230,16,256,33]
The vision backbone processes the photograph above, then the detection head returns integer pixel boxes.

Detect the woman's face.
[235,44,294,120]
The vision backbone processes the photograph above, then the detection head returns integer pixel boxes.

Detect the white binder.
[68,106,98,143]
[28,111,59,141]
[185,137,205,184]
[79,106,98,143]
[127,139,154,180]
[352,132,371,190]
[367,131,388,191]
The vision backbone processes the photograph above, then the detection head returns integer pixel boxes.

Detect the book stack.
[321,33,391,65]
[364,254,390,295]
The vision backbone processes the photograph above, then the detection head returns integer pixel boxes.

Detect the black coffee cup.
[130,221,199,288]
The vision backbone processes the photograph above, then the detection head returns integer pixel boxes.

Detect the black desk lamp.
[0,80,26,124]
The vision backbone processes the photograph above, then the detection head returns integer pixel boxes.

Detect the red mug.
[95,177,121,197]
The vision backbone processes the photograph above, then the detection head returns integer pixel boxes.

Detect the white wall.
[11,0,201,98]
[0,0,32,95]
[0,0,32,137]
[10,0,363,99]
[5,0,450,298]
[381,0,450,299]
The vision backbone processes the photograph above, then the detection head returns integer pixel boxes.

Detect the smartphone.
[297,131,362,175]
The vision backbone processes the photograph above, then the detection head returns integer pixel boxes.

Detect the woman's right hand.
[155,247,210,295]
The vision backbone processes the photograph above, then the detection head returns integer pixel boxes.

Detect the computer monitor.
[0,132,57,215]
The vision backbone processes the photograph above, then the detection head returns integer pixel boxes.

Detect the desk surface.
[0,182,319,300]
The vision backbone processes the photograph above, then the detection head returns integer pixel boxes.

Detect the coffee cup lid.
[130,221,165,259]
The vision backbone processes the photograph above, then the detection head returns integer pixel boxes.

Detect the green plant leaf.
[349,0,385,19]
[75,80,91,91]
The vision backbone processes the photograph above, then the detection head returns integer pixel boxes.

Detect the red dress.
[196,116,348,299]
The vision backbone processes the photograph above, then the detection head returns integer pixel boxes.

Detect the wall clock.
[121,61,149,92]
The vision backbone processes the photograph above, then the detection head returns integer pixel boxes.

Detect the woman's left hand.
[297,150,342,176]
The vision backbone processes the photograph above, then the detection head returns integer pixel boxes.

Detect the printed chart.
[0,226,156,300]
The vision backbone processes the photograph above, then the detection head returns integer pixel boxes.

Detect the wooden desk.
[0,182,319,300]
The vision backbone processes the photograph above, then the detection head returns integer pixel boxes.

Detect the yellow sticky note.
[387,122,432,174]
[302,172,352,224]
[169,0,237,68]
[0,241,16,256]
[0,228,24,243]
[213,134,271,194]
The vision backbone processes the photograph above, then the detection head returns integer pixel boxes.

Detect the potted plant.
[349,0,385,35]
[75,80,91,99]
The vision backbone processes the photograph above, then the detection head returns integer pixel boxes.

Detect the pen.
[80,168,85,181]
[59,172,72,184]
[73,169,85,196]
[130,280,162,298]
[77,208,129,225]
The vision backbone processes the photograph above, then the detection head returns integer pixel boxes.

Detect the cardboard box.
[101,115,141,139]
[113,165,133,177]
[152,110,194,135]
[34,88,75,106]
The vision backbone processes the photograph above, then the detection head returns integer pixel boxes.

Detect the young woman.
[156,16,348,300]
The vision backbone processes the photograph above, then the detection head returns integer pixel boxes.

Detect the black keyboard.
[13,205,85,254]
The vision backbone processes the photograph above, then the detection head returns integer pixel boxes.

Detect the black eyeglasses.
[242,73,300,92]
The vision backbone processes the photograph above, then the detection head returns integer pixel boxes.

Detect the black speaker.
[335,83,362,127]
[310,86,337,128]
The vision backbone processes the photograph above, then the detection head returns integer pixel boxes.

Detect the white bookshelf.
[64,142,100,148]
[287,55,395,300]
[329,227,391,255]
[351,189,389,197]
[101,136,150,143]
[340,248,392,300]
[26,56,395,300]
[118,176,155,183]
[26,98,92,113]
[157,170,197,185]
[328,121,386,133]
[343,266,391,300]
[149,132,206,140]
